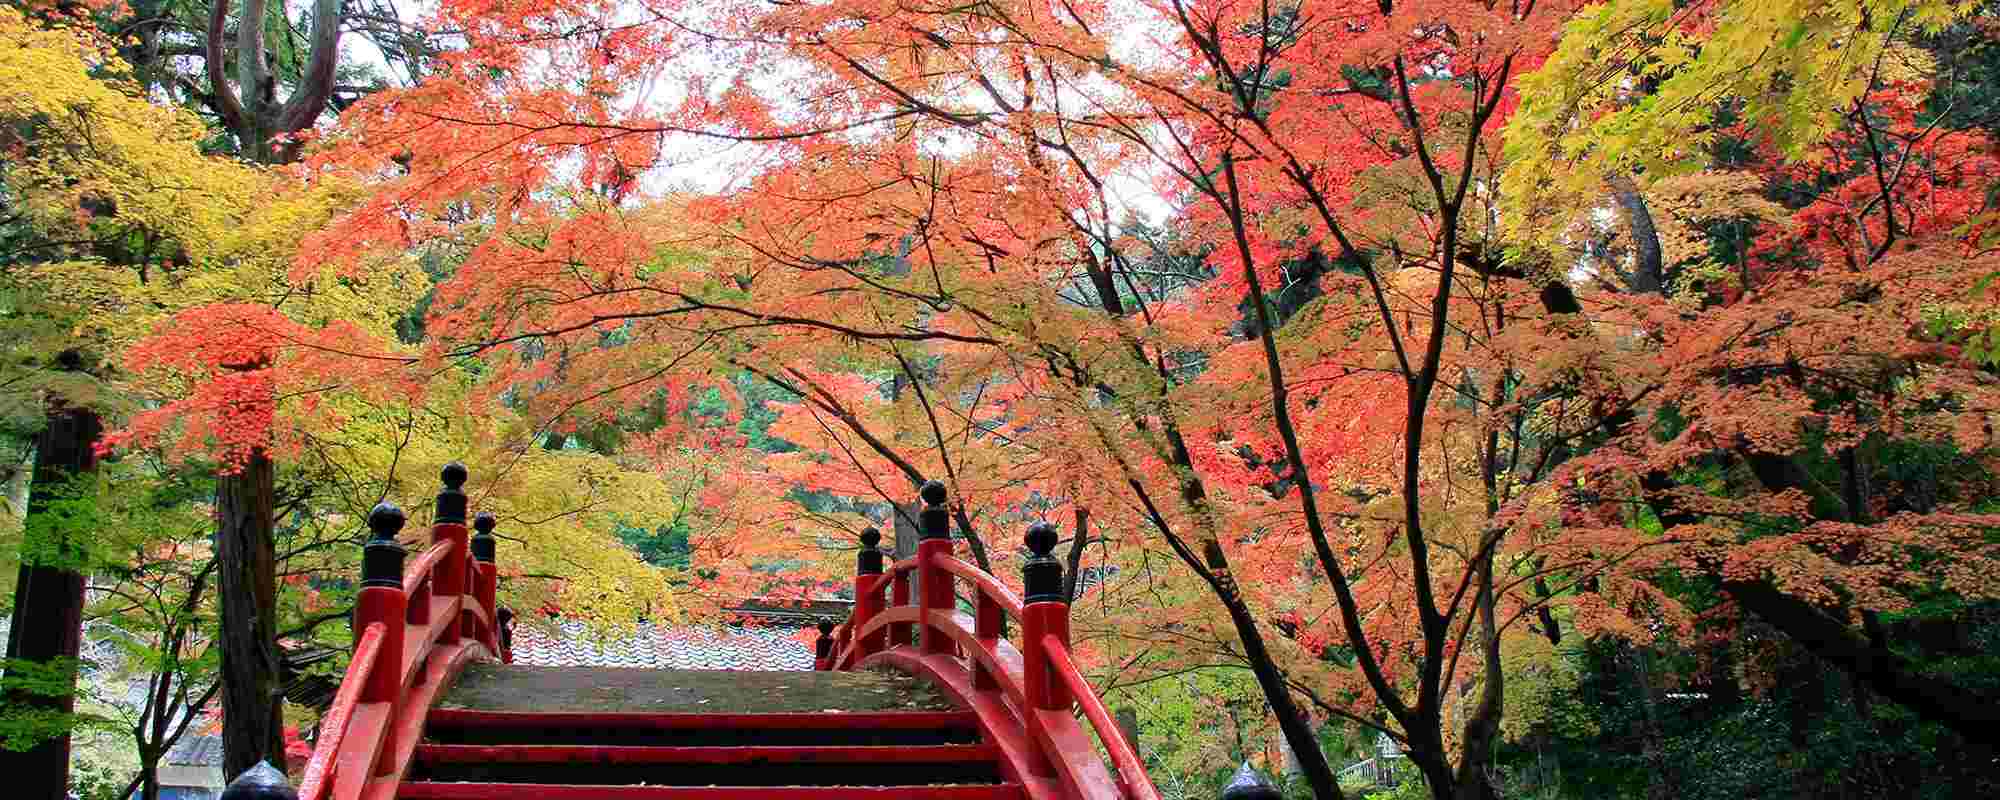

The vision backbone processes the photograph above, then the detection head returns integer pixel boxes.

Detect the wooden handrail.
[932,553,1025,619]
[297,464,510,800]
[298,622,386,800]
[828,487,1160,799]
[1046,635,1162,800]
[402,540,454,596]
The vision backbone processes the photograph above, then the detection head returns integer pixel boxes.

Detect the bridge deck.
[439,664,955,714]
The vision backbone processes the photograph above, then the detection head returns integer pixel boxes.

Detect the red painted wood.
[357,639,490,800]
[918,539,955,656]
[412,743,1000,766]
[331,702,393,800]
[932,555,1025,618]
[1020,603,1069,711]
[870,644,1119,798]
[424,709,983,732]
[851,573,883,661]
[299,624,387,800]
[307,571,492,800]
[397,783,1024,800]
[355,587,406,705]
[848,611,1121,800]
[406,579,431,626]
[845,608,1029,715]
[972,594,1002,692]
[1046,637,1161,800]
[402,541,453,598]
[430,523,468,644]
[864,650,1062,800]
[474,562,498,651]
[889,571,913,648]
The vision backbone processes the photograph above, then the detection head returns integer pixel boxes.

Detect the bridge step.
[409,743,1007,785]
[406,665,1020,798]
[423,709,985,747]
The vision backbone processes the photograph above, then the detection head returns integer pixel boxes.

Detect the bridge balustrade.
[817,481,1164,800]
[295,464,510,800]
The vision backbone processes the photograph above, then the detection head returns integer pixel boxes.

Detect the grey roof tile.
[512,620,817,671]
[165,733,225,767]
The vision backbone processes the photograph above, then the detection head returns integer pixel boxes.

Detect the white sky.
[326,0,1174,224]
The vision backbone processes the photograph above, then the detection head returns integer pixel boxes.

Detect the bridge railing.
[296,464,510,800]
[817,482,1162,800]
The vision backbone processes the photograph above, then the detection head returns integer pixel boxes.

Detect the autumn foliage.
[7,0,2000,797]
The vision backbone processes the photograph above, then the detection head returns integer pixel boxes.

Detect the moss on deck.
[438,664,955,714]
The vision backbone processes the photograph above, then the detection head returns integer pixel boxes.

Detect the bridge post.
[854,527,886,661]
[917,481,955,656]
[972,583,1003,691]
[1021,521,1070,712]
[1220,761,1282,800]
[813,620,835,670]
[472,512,499,653]
[433,462,470,645]
[221,761,298,800]
[890,565,913,649]
[358,502,408,776]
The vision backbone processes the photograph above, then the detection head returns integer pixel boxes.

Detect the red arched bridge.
[243,465,1177,800]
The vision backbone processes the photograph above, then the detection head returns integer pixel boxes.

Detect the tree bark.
[1201,542,1345,800]
[1656,454,2000,746]
[1721,576,2000,745]
[1607,174,1665,296]
[215,448,284,779]
[0,367,103,800]
[1062,507,1090,602]
[139,759,160,800]
[208,0,346,162]
[199,0,345,776]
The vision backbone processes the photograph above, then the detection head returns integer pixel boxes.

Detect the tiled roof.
[165,732,225,767]
[512,619,819,670]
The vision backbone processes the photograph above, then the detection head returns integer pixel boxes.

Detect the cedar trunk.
[215,449,284,779]
[0,393,103,800]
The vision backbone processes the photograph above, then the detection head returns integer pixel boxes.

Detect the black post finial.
[814,619,835,659]
[1022,521,1064,603]
[362,502,407,588]
[1219,761,1282,800]
[857,527,885,575]
[918,480,949,542]
[221,761,298,800]
[471,512,497,563]
[437,462,469,524]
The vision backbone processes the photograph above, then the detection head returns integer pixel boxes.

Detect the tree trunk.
[1200,543,1345,800]
[1607,173,1665,296]
[0,382,103,800]
[1445,553,1504,800]
[215,448,284,780]
[1063,507,1090,602]
[140,759,160,800]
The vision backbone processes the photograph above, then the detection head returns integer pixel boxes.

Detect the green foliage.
[9,472,109,573]
[0,657,83,752]
[617,518,694,569]
[1361,761,1431,800]
[1497,616,2000,800]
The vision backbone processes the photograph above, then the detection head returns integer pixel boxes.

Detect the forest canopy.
[3,0,1999,798]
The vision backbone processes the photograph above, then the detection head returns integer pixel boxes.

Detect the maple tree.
[0,10,217,794]
[1,10,684,795]
[296,0,1599,795]
[10,0,2000,797]
[1502,0,2000,748]
[289,0,2000,798]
